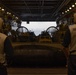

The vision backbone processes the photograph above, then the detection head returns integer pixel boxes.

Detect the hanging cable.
[23,0,31,14]
[41,0,44,14]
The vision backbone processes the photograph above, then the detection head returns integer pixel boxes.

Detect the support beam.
[50,0,71,19]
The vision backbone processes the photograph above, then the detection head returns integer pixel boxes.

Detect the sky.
[21,21,57,36]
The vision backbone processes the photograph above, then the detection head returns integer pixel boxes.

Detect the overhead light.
[75,2,76,5]
[69,7,72,10]
[72,5,75,7]
[65,11,67,13]
[1,8,4,11]
[9,13,11,15]
[67,9,69,12]
[7,12,9,14]
[62,12,64,14]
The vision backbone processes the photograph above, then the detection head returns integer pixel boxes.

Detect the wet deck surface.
[8,67,67,75]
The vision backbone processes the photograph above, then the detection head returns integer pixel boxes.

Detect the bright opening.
[21,21,57,36]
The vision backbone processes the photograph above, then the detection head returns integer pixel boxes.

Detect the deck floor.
[8,67,67,75]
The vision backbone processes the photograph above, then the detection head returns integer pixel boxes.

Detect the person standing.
[0,17,13,75]
[62,13,76,75]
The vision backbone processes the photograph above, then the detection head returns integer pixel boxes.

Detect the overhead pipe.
[41,0,44,15]
[50,0,71,19]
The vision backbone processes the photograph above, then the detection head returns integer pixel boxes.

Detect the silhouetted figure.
[0,17,13,75]
[62,13,76,75]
